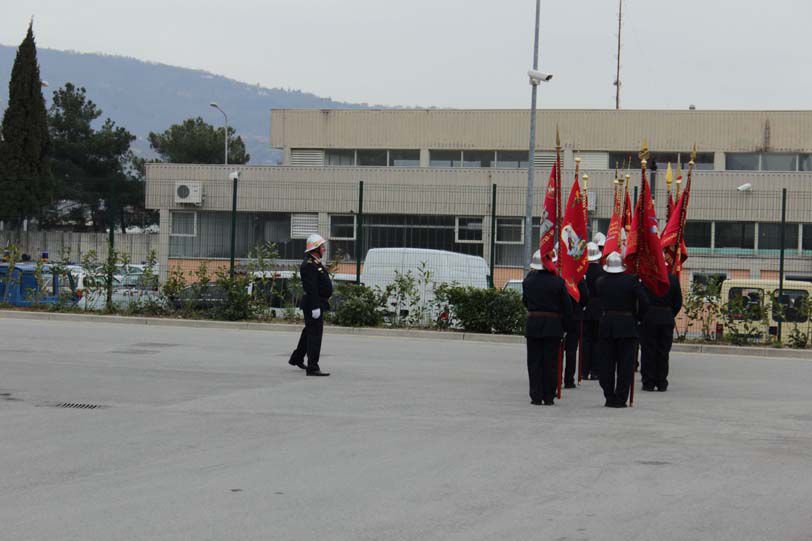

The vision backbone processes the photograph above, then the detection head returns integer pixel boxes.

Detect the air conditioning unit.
[175,182,203,205]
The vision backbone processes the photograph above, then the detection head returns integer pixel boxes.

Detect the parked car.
[718,279,812,341]
[171,284,229,310]
[0,263,77,307]
[247,270,356,318]
[503,279,523,295]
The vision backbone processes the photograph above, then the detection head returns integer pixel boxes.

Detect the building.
[145,109,812,288]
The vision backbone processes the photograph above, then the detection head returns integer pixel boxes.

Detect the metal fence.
[4,176,812,345]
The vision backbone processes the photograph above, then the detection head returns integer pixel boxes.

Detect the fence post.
[356,180,364,285]
[229,174,238,279]
[490,184,497,288]
[778,187,787,341]
[106,176,117,311]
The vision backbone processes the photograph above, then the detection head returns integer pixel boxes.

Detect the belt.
[528,311,561,318]
[604,310,632,316]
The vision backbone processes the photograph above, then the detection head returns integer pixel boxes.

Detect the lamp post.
[523,0,553,271]
[209,102,229,165]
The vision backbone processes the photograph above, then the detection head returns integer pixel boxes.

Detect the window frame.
[495,217,525,245]
[329,214,357,241]
[170,211,197,237]
[454,216,484,244]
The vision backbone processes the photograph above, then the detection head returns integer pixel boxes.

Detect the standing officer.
[640,266,682,392]
[563,277,589,389]
[596,252,648,408]
[288,234,333,376]
[582,242,604,380]
[523,250,573,406]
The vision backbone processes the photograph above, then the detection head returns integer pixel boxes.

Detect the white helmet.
[602,251,625,274]
[530,250,544,270]
[305,233,326,253]
[593,232,606,247]
[587,242,602,262]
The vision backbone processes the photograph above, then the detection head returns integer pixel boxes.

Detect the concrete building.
[146,109,812,287]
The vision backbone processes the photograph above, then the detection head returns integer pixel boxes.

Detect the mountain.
[0,45,370,165]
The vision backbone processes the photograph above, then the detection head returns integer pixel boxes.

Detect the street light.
[209,102,229,165]
[523,0,553,272]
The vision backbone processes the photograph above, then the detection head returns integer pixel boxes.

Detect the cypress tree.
[0,22,52,225]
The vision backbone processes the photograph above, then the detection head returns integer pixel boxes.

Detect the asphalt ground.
[1,318,811,541]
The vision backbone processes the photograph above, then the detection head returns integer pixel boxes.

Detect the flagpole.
[665,162,673,222]
[579,166,588,385]
[556,128,564,400]
[674,146,696,277]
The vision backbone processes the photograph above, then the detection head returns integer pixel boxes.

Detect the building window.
[803,225,812,251]
[429,150,462,167]
[496,218,524,244]
[758,222,799,250]
[726,152,804,171]
[762,153,798,171]
[609,151,714,171]
[462,150,494,168]
[684,221,712,248]
[715,222,755,249]
[455,217,484,243]
[357,149,387,167]
[389,150,420,167]
[170,211,196,237]
[330,215,356,240]
[325,149,355,166]
[495,151,529,169]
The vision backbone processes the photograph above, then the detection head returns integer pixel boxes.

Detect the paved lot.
[1,318,812,541]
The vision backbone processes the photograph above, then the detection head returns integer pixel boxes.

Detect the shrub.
[332,284,385,327]
[436,285,526,334]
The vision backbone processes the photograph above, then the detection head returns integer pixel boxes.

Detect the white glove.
[311,308,321,319]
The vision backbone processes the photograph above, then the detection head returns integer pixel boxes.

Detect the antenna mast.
[614,0,623,110]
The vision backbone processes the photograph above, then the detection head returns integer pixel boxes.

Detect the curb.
[1,309,810,359]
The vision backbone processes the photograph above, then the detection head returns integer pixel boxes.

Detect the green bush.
[436,285,526,334]
[332,284,385,327]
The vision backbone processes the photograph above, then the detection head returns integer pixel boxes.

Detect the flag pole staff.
[630,142,649,408]
[578,164,588,384]
[556,127,564,399]
[666,162,673,222]
[673,145,696,277]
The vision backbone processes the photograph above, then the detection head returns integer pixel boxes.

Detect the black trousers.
[581,319,600,379]
[598,337,637,405]
[564,320,581,384]
[290,310,324,371]
[640,322,674,389]
[526,337,561,403]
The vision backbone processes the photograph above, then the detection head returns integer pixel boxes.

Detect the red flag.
[666,192,675,222]
[622,189,633,252]
[602,187,623,262]
[625,172,670,297]
[661,175,692,272]
[538,162,558,272]
[560,176,589,301]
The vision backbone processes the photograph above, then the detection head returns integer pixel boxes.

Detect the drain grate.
[53,403,108,410]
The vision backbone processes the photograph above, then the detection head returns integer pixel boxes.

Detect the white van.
[361,248,490,323]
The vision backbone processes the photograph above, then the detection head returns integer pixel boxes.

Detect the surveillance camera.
[229,171,241,182]
[737,183,752,192]
[528,70,554,84]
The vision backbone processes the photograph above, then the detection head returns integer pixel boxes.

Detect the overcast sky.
[2,0,810,110]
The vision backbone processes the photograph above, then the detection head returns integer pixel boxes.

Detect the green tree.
[0,22,53,225]
[148,117,250,164]
[47,83,139,232]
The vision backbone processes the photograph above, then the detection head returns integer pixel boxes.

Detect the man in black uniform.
[522,250,573,405]
[582,242,604,380]
[640,267,682,392]
[563,277,589,388]
[596,251,648,408]
[288,234,333,376]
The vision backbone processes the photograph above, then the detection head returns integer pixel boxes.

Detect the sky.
[2,0,811,110]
